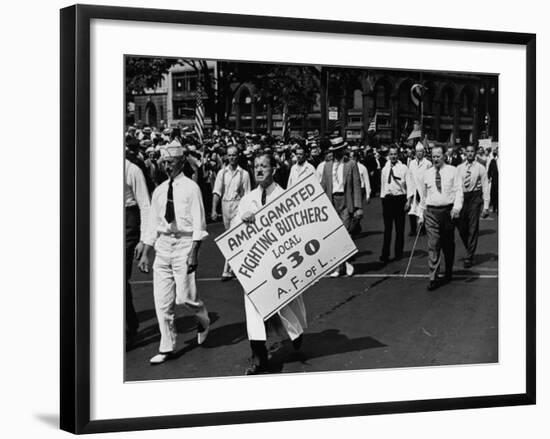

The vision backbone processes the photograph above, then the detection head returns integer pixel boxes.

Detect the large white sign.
[215,174,357,320]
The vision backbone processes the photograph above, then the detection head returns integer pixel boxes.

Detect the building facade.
[129,60,498,146]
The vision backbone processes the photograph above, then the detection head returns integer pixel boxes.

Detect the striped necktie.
[333,162,340,187]
[464,163,472,191]
[435,168,442,193]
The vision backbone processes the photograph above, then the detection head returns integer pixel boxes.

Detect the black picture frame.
[60,4,536,434]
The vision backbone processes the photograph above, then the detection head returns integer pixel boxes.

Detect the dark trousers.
[381,195,406,259]
[332,193,353,272]
[458,191,483,264]
[425,205,456,281]
[490,181,498,212]
[125,206,140,334]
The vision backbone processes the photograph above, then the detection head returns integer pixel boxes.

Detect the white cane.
[404,220,422,278]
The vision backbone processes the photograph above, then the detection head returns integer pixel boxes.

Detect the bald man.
[407,142,432,235]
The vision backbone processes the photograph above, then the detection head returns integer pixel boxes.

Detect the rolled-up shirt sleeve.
[243,170,251,194]
[480,165,490,210]
[129,166,151,241]
[212,169,224,198]
[452,168,464,212]
[191,184,209,241]
[142,189,160,247]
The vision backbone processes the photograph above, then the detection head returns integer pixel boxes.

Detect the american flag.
[194,79,205,144]
[281,104,290,141]
[367,111,378,132]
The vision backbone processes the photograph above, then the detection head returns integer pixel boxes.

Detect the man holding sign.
[237,153,308,375]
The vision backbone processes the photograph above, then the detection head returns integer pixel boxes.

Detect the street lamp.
[479,83,495,138]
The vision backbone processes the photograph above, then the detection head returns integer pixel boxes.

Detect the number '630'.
[271,239,321,280]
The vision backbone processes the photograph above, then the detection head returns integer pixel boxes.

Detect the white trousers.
[153,235,209,353]
[245,294,307,342]
[221,200,240,275]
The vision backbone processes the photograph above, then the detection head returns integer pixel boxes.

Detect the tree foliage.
[125,57,179,97]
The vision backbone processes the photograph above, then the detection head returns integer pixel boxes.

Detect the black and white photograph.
[124,56,499,381]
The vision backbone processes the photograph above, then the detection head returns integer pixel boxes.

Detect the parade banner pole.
[404,225,422,278]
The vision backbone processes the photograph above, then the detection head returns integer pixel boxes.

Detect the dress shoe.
[150,352,174,365]
[345,262,355,277]
[292,335,304,351]
[197,322,210,345]
[408,230,416,237]
[245,360,269,375]
[427,280,438,291]
[463,260,472,269]
[329,269,340,278]
[221,275,232,282]
[379,256,389,264]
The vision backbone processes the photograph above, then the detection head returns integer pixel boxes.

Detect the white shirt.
[357,162,371,200]
[124,159,151,241]
[408,157,432,195]
[238,182,283,218]
[287,161,316,188]
[420,164,463,212]
[315,161,325,183]
[212,165,251,201]
[332,160,345,193]
[143,172,208,246]
[380,161,409,198]
[457,160,490,210]
[315,160,345,193]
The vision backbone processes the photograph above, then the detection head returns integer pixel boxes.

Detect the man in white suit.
[237,153,307,375]
[407,142,432,236]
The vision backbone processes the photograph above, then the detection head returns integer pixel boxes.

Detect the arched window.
[459,87,474,116]
[423,84,435,114]
[238,88,252,116]
[441,87,455,116]
[353,89,363,109]
[398,81,415,114]
[374,80,391,110]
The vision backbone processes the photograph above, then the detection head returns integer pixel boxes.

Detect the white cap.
[415,141,425,152]
[161,140,184,158]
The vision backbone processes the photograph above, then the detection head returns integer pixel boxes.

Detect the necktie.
[464,164,472,190]
[387,165,401,184]
[333,162,340,187]
[435,168,442,193]
[261,187,267,206]
[165,178,175,223]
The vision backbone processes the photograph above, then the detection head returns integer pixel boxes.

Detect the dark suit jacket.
[319,158,363,213]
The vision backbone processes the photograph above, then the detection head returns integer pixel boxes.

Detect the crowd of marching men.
[125,123,499,215]
[124,122,499,372]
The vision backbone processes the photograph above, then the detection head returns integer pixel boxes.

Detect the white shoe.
[149,353,172,365]
[345,262,354,277]
[329,269,340,278]
[197,323,210,345]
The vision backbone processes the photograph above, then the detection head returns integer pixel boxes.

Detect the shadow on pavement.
[267,329,386,373]
[127,312,220,352]
[473,252,498,264]
[201,321,247,348]
[402,249,428,259]
[478,229,496,237]
[353,261,387,274]
[354,230,383,239]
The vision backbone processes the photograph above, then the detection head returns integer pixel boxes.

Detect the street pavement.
[125,197,498,381]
